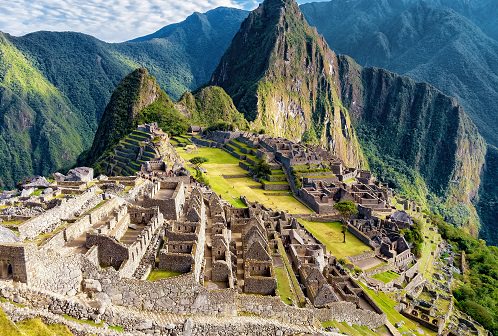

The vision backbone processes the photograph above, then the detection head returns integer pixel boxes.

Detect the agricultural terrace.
[174,143,312,214]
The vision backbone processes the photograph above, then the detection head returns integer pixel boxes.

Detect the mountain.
[0,33,91,188]
[338,58,486,232]
[300,0,498,241]
[86,68,186,166]
[210,0,366,168]
[176,86,248,129]
[0,7,248,188]
[301,0,498,149]
[477,146,498,244]
[211,0,486,233]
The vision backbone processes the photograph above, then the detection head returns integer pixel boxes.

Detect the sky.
[0,0,322,43]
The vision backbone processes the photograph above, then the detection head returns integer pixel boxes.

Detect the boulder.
[83,279,102,293]
[66,167,94,182]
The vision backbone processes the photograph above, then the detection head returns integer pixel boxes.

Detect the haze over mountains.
[0,0,497,243]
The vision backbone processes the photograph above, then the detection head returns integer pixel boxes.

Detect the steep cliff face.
[176,86,248,130]
[86,68,186,165]
[210,0,365,168]
[338,56,486,231]
[477,146,498,244]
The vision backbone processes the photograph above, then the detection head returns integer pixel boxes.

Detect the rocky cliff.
[338,56,486,232]
[210,0,365,168]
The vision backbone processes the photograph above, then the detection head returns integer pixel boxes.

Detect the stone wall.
[27,248,83,296]
[347,224,375,248]
[0,244,30,282]
[314,302,386,329]
[18,189,99,240]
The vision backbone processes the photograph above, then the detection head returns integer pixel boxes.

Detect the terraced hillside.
[97,129,159,176]
[224,138,290,191]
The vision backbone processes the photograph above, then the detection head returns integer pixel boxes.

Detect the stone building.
[159,187,206,282]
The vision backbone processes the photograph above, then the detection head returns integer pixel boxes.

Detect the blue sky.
[0,0,324,42]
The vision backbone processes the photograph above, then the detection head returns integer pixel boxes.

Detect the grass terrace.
[175,146,312,214]
[298,220,372,259]
[274,267,294,305]
[372,271,400,283]
[147,270,183,281]
[321,320,391,336]
[0,307,74,336]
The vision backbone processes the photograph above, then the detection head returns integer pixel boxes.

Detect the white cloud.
[0,0,258,42]
[0,0,323,42]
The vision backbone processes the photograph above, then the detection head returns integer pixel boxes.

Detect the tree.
[189,157,208,168]
[334,201,358,243]
[253,159,271,179]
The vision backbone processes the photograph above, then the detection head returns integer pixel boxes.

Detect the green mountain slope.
[338,58,486,232]
[0,33,90,188]
[477,146,498,244]
[0,7,247,187]
[86,68,186,166]
[210,0,366,168]
[301,0,498,148]
[301,0,498,240]
[176,86,248,129]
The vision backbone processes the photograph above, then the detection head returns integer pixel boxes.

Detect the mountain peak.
[210,0,366,168]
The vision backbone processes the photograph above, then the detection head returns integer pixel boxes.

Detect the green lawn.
[372,271,399,283]
[274,267,294,305]
[0,308,23,336]
[322,320,390,336]
[298,220,372,259]
[147,270,182,281]
[17,318,73,336]
[175,147,312,214]
[358,283,436,336]
[177,146,239,165]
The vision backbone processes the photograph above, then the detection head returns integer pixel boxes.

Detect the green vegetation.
[210,0,365,168]
[252,160,272,179]
[147,270,183,281]
[478,146,498,245]
[372,271,399,284]
[358,283,435,335]
[0,308,23,336]
[17,318,73,336]
[357,123,483,235]
[189,157,209,167]
[0,33,89,189]
[177,86,248,130]
[62,314,103,328]
[274,267,294,305]
[334,201,358,243]
[138,92,188,136]
[434,215,498,334]
[276,237,306,307]
[321,320,389,336]
[401,219,424,258]
[298,220,371,259]
[176,146,311,213]
[86,68,187,166]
